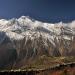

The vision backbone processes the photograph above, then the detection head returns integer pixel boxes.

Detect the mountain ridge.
[0,16,75,69]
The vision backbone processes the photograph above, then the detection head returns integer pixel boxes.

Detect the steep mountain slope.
[0,16,75,69]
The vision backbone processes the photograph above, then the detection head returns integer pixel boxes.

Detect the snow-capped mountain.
[0,16,75,68]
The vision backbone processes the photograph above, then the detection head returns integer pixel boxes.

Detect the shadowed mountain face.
[0,16,75,69]
[0,32,17,68]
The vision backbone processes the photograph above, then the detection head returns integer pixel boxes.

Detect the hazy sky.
[0,0,75,23]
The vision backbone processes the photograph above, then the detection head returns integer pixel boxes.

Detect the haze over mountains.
[0,16,75,68]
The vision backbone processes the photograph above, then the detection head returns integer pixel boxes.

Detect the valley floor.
[0,56,75,75]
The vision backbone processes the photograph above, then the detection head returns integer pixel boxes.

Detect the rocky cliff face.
[0,16,75,68]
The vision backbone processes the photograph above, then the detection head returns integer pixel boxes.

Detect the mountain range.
[0,16,75,69]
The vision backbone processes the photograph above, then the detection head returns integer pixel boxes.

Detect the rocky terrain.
[0,16,75,69]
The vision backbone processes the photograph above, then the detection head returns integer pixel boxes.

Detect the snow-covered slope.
[0,16,75,68]
[0,16,74,42]
[0,16,73,41]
